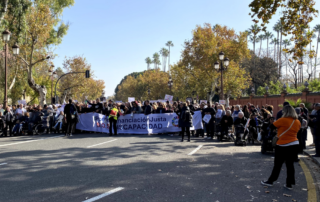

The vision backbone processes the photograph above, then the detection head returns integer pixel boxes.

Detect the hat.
[283,101,290,106]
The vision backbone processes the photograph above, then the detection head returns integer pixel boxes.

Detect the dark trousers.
[268,145,299,186]
[206,123,215,138]
[4,122,13,136]
[315,134,320,156]
[297,129,307,153]
[109,118,117,135]
[66,117,75,135]
[181,127,190,141]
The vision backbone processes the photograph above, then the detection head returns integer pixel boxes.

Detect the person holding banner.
[178,102,193,142]
[203,103,216,140]
[87,98,104,113]
[144,100,152,115]
[109,103,120,136]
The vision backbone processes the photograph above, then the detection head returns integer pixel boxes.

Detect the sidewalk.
[303,129,320,166]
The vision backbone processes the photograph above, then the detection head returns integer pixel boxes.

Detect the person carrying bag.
[261,105,301,190]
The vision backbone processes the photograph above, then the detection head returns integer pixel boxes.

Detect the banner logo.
[172,116,179,127]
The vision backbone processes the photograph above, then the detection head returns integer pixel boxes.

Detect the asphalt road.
[0,132,314,202]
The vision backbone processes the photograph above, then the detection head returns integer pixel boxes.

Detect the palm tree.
[152,53,161,69]
[273,21,282,74]
[159,48,169,72]
[264,31,273,58]
[165,41,174,72]
[258,34,265,56]
[244,30,251,42]
[314,24,320,79]
[282,39,291,77]
[145,57,152,70]
[248,24,261,54]
[270,38,278,62]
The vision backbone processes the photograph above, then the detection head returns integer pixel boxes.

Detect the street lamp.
[168,76,173,91]
[2,30,11,108]
[251,86,255,95]
[265,86,269,93]
[214,51,229,100]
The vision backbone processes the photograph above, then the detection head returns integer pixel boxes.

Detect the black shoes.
[261,180,273,187]
[312,155,320,157]
[283,184,293,190]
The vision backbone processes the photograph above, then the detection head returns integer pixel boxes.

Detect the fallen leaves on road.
[283,194,292,197]
[264,186,268,189]
[292,199,297,202]
[302,188,308,191]
[272,200,277,202]
[265,191,270,193]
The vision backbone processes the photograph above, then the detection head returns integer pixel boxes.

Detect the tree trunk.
[259,40,262,56]
[28,67,47,107]
[168,46,171,72]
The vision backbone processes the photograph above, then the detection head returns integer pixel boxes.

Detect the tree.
[115,69,171,101]
[273,21,281,69]
[282,39,292,77]
[171,24,251,104]
[59,56,105,103]
[159,48,169,72]
[264,31,273,58]
[314,24,320,79]
[152,52,161,69]
[248,24,261,54]
[241,52,280,87]
[165,41,174,72]
[145,57,152,70]
[114,71,145,97]
[8,1,74,106]
[256,81,298,95]
[249,0,318,64]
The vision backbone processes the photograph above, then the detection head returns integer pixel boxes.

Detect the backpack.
[183,109,192,122]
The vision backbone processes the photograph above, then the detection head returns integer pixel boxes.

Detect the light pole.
[168,76,173,92]
[48,65,57,104]
[2,30,11,107]
[214,51,229,100]
[192,91,196,103]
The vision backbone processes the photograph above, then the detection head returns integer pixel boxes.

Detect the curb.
[303,148,320,167]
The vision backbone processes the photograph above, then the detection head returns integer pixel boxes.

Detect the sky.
[53,0,320,97]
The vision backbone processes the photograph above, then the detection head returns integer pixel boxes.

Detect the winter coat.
[4,110,14,123]
[178,106,193,128]
[221,115,233,128]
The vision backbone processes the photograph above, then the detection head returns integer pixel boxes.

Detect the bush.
[278,98,313,111]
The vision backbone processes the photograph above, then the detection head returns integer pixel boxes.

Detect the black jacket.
[87,100,104,113]
[4,110,14,123]
[64,104,78,118]
[234,117,248,126]
[144,105,152,115]
[155,108,166,114]
[221,115,233,128]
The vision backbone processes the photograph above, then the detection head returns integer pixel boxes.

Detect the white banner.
[76,111,203,134]
[164,94,173,101]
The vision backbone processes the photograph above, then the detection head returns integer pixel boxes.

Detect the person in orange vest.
[109,103,121,136]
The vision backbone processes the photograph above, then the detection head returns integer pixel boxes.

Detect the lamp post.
[192,91,196,103]
[2,30,11,107]
[265,86,269,94]
[168,76,173,91]
[214,51,229,100]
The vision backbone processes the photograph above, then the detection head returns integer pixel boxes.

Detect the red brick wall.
[229,92,320,114]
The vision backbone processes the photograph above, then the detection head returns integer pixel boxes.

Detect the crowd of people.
[0,97,320,191]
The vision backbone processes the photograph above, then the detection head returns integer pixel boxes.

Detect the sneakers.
[261,180,273,187]
[284,184,293,190]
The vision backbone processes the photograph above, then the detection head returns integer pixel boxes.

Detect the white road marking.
[82,187,124,202]
[87,139,118,148]
[0,163,8,166]
[0,135,64,147]
[188,145,203,155]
